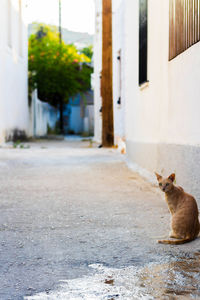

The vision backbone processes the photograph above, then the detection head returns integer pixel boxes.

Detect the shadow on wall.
[5,129,28,142]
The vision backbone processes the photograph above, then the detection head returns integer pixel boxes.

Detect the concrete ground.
[0,139,200,300]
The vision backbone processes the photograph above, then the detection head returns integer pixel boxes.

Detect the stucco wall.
[124,0,200,202]
[93,0,200,201]
[84,105,94,135]
[125,0,200,146]
[93,0,102,142]
[112,0,125,141]
[29,90,59,137]
[167,42,200,145]
[0,0,29,142]
[124,0,169,145]
[125,0,200,147]
[94,0,126,144]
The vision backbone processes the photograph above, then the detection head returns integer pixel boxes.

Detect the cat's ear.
[168,173,175,182]
[155,172,162,181]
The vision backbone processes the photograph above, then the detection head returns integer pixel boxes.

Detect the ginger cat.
[155,173,200,245]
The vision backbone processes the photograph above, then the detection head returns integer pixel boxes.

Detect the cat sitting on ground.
[155,172,200,245]
[116,136,126,154]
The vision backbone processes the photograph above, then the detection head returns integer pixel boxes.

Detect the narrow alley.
[0,139,200,299]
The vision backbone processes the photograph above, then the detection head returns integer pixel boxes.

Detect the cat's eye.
[159,183,162,186]
[166,183,169,186]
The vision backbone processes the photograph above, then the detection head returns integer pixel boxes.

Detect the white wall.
[94,0,200,200]
[0,0,29,142]
[124,0,168,145]
[93,0,102,142]
[94,0,126,144]
[29,90,59,137]
[125,0,200,147]
[84,105,94,135]
[167,43,200,145]
[124,0,200,201]
[112,0,126,141]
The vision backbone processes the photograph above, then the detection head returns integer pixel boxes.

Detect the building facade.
[0,0,29,142]
[94,0,126,144]
[94,0,200,202]
[93,0,103,142]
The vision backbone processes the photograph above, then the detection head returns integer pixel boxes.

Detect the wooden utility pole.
[101,0,114,147]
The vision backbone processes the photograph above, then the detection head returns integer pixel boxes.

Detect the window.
[139,0,148,85]
[169,0,200,60]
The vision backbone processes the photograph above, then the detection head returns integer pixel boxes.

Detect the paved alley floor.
[0,139,200,299]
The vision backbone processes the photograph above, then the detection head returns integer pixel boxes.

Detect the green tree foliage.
[28,24,93,132]
[80,45,93,60]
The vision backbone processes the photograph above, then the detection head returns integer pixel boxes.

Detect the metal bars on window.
[169,0,200,60]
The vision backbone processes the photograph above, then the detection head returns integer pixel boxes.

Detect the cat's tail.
[158,238,193,245]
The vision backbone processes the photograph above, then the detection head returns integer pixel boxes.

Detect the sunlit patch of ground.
[25,253,200,300]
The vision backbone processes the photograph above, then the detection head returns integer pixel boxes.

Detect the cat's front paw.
[169,231,176,238]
